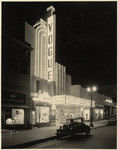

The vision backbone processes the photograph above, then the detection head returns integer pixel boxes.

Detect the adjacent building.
[70,84,116,121]
[2,34,33,129]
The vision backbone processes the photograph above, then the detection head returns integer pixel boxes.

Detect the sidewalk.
[2,120,108,148]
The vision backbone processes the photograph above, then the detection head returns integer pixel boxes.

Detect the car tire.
[85,128,90,135]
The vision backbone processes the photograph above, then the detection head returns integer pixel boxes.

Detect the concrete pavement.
[2,119,108,148]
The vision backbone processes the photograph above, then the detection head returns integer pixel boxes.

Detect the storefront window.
[84,109,90,120]
[5,109,24,124]
[12,109,24,124]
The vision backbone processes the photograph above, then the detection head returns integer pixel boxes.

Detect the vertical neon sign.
[47,15,53,81]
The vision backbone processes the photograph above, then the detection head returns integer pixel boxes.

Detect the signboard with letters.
[66,95,95,107]
[51,95,95,107]
[2,91,26,104]
[52,95,66,104]
[47,15,54,81]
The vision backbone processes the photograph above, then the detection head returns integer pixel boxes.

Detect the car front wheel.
[85,128,90,135]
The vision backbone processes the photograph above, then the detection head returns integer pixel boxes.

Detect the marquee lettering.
[47,15,54,81]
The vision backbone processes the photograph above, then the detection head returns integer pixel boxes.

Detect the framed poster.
[39,107,49,123]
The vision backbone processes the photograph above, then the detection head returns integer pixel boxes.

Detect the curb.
[91,124,108,130]
[3,136,57,149]
[3,124,108,149]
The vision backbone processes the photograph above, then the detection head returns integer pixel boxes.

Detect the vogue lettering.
[47,16,54,81]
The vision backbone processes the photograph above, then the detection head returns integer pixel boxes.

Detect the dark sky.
[2,2,117,88]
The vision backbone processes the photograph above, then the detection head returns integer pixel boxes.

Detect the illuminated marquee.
[52,95,66,104]
[51,95,95,107]
[47,15,54,81]
[66,95,95,107]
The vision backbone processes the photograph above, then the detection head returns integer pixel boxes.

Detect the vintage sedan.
[56,117,91,139]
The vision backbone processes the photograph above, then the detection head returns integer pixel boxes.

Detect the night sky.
[2,2,117,89]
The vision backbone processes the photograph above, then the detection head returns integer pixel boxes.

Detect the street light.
[87,86,97,127]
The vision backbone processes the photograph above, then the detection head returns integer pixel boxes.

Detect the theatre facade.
[25,6,116,127]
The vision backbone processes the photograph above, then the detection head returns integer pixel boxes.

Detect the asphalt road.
[28,125,117,149]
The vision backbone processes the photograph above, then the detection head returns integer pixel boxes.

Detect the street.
[28,125,116,149]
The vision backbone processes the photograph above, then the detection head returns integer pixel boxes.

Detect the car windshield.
[74,119,82,123]
[77,119,82,123]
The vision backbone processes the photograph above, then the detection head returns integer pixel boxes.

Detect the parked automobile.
[56,117,91,139]
[108,118,116,125]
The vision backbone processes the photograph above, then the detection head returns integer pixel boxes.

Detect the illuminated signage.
[52,95,66,104]
[47,15,54,81]
[32,90,51,103]
[66,95,95,107]
[51,95,95,107]
[2,91,26,104]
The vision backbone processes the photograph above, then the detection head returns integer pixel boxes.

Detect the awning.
[2,104,30,109]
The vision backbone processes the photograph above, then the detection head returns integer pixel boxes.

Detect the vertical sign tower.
[46,6,56,82]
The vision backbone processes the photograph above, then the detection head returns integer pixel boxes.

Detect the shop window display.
[12,109,24,124]
[39,106,49,123]
[5,109,24,125]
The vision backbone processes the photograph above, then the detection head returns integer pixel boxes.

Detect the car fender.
[86,125,90,132]
[56,129,62,132]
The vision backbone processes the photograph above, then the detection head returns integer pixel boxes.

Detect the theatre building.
[25,6,56,127]
[25,6,72,127]
[2,34,33,129]
[25,5,116,127]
